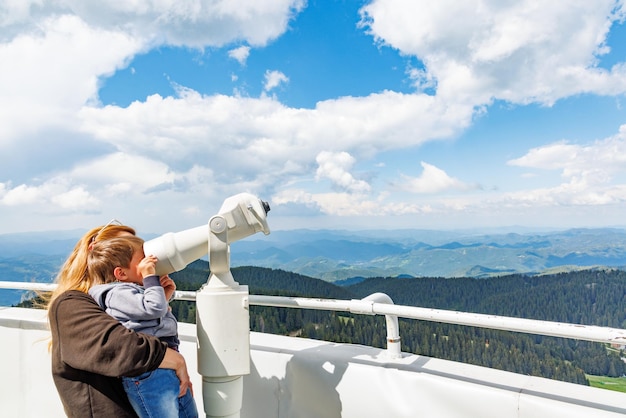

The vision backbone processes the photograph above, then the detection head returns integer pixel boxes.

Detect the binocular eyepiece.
[261,200,270,215]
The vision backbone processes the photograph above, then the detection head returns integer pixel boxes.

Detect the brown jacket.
[48,290,168,417]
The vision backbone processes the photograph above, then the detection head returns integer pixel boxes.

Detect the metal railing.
[2,281,626,351]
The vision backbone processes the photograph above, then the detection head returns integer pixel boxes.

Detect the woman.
[47,221,192,418]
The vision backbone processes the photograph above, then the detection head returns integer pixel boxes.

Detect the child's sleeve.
[107,278,169,320]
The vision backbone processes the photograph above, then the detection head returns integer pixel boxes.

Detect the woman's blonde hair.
[45,223,136,350]
[47,223,136,306]
[88,236,145,285]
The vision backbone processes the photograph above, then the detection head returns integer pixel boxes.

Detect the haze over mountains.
[231,227,626,281]
[2,227,626,294]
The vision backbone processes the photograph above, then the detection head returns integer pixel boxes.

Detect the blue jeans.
[123,368,198,418]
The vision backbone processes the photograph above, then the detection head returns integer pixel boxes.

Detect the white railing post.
[361,293,401,359]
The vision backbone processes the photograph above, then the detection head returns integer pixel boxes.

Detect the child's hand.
[138,255,158,278]
[160,274,176,301]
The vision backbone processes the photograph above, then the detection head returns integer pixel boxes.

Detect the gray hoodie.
[89,275,179,348]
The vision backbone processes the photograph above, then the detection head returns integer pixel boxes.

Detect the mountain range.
[230,227,626,281]
[1,227,626,304]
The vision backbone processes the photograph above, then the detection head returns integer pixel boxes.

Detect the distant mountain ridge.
[1,227,626,292]
[229,227,626,281]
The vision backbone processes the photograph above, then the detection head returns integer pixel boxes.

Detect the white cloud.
[275,124,626,219]
[0,1,306,47]
[502,182,626,207]
[51,187,100,210]
[183,205,202,216]
[0,178,100,210]
[0,14,142,143]
[272,189,428,217]
[77,89,474,191]
[263,70,289,92]
[499,125,626,207]
[508,141,581,170]
[1,184,44,206]
[0,0,42,29]
[361,0,626,105]
[508,124,626,182]
[3,1,626,232]
[315,151,371,194]
[399,162,475,193]
[228,45,251,65]
[0,0,305,146]
[69,152,176,192]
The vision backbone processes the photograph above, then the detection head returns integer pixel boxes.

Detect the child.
[87,235,198,418]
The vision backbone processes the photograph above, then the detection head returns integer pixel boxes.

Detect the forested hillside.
[348,269,626,326]
[166,263,626,387]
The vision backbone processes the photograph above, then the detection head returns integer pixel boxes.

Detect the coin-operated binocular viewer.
[143,193,270,418]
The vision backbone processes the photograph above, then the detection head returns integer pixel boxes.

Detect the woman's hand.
[159,348,193,397]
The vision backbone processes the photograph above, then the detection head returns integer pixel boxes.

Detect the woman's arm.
[159,348,193,397]
[51,291,167,377]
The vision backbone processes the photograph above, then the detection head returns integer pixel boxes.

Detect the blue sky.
[2,0,626,235]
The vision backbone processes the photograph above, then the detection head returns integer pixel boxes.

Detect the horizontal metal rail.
[248,295,626,345]
[2,281,626,345]
[0,282,58,292]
